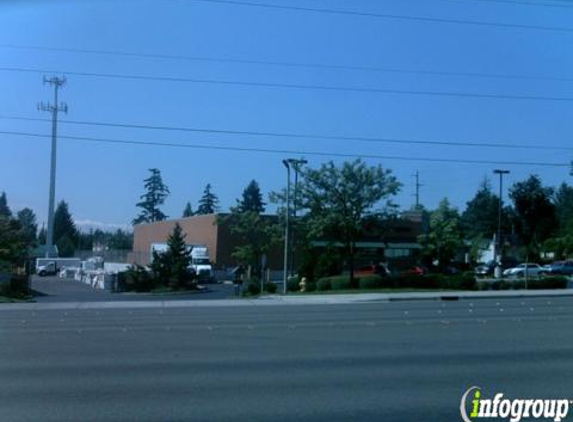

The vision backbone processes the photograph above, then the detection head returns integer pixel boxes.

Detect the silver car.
[503,263,547,278]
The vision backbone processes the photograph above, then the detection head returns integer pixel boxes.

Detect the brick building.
[129,214,284,270]
[130,211,425,273]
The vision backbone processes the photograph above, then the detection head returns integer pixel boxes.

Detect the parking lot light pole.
[493,169,510,278]
[282,159,291,295]
[289,158,307,277]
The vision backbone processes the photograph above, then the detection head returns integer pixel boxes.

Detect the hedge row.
[477,276,568,291]
[244,281,278,296]
[313,273,478,292]
[288,273,570,293]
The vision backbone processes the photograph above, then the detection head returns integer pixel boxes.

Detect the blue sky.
[1,0,572,230]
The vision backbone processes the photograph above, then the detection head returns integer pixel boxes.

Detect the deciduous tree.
[419,199,463,268]
[298,159,401,284]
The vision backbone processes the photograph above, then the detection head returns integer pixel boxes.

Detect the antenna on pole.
[412,170,423,209]
[39,75,68,258]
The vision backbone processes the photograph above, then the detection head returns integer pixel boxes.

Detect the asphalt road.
[2,297,573,422]
[31,276,236,302]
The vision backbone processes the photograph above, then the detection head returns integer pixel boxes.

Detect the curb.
[0,289,572,311]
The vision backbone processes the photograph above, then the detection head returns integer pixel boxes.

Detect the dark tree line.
[421,174,573,266]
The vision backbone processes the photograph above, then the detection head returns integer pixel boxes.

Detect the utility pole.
[413,171,423,209]
[38,76,67,258]
[282,160,291,295]
[493,169,510,278]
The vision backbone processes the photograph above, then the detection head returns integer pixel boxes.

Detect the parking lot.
[31,276,236,302]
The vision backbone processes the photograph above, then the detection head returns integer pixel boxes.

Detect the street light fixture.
[493,169,510,278]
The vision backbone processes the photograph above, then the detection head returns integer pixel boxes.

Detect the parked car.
[443,265,461,275]
[503,263,547,278]
[401,266,427,277]
[356,263,390,277]
[546,261,573,276]
[475,258,519,277]
[475,262,495,277]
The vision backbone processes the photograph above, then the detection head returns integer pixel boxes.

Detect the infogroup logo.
[460,387,571,422]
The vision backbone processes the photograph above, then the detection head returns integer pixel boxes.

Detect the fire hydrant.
[299,277,307,292]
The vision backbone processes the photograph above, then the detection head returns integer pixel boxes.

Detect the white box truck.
[36,258,82,277]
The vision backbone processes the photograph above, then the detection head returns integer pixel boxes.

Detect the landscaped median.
[283,273,570,295]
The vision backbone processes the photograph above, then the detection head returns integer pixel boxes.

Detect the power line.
[186,0,573,33]
[2,66,573,102]
[1,129,570,167]
[440,0,573,9]
[2,43,572,83]
[1,114,571,151]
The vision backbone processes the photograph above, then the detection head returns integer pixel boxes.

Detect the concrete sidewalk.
[1,288,573,310]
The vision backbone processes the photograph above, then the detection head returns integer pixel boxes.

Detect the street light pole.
[493,169,510,278]
[289,158,307,277]
[282,160,291,295]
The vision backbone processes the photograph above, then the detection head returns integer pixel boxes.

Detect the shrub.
[305,281,317,292]
[390,274,436,289]
[313,248,344,280]
[116,271,127,292]
[421,274,441,289]
[264,282,277,294]
[378,276,396,289]
[317,278,332,291]
[359,275,383,290]
[528,276,568,290]
[0,280,9,297]
[329,276,353,291]
[246,282,261,296]
[10,275,30,296]
[437,274,477,291]
[287,277,301,292]
[124,265,155,293]
[475,276,567,291]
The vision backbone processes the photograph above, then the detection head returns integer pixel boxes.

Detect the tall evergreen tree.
[133,168,170,225]
[461,179,497,239]
[151,223,192,289]
[182,202,195,218]
[38,224,46,244]
[554,183,573,234]
[197,184,219,215]
[237,180,266,214]
[0,192,11,218]
[509,175,557,256]
[0,215,26,272]
[220,181,276,275]
[54,201,78,257]
[17,208,38,246]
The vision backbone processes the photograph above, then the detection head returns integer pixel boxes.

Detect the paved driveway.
[31,276,236,302]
